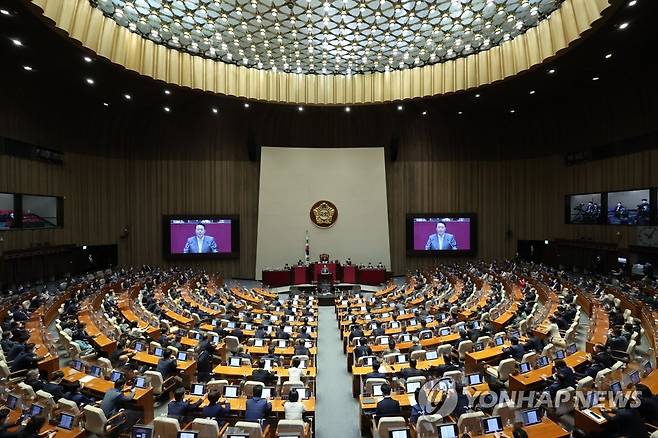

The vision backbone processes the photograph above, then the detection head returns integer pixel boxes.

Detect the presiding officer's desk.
[62,366,155,423]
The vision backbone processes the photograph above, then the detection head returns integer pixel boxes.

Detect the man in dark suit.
[503,337,526,361]
[400,359,424,380]
[606,328,629,352]
[425,222,458,250]
[251,360,278,385]
[155,349,178,379]
[354,338,373,361]
[245,385,272,425]
[375,384,401,419]
[365,362,386,381]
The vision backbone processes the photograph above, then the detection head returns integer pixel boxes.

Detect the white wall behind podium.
[255,147,391,280]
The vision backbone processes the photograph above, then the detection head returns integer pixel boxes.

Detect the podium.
[312,262,337,283]
[319,272,333,293]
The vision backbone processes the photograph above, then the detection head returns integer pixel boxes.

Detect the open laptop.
[494,337,505,346]
[536,356,550,368]
[466,373,483,385]
[253,339,264,347]
[177,351,188,361]
[229,357,242,367]
[522,408,542,426]
[190,383,205,396]
[610,381,622,395]
[629,370,641,385]
[131,425,153,438]
[439,328,451,336]
[481,416,503,434]
[29,404,44,417]
[110,371,124,382]
[396,355,408,364]
[134,376,149,389]
[57,413,75,430]
[153,347,164,357]
[177,432,198,438]
[277,340,288,348]
[388,429,410,438]
[554,350,566,360]
[437,423,459,438]
[70,360,84,371]
[89,365,103,377]
[372,384,384,397]
[425,350,438,360]
[518,362,532,374]
[261,387,275,399]
[223,386,240,398]
[567,343,578,355]
[406,381,422,394]
[5,394,19,410]
[134,342,145,352]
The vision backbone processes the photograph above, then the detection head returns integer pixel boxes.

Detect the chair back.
[276,419,305,437]
[207,379,229,394]
[410,350,426,361]
[416,415,443,438]
[497,358,517,381]
[190,418,219,438]
[492,400,516,425]
[145,370,164,395]
[153,417,181,438]
[243,381,265,398]
[82,405,108,435]
[377,417,407,438]
[457,411,484,434]
[281,381,305,397]
[457,341,473,359]
[234,421,263,438]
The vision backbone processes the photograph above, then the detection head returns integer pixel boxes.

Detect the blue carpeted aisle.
[315,306,362,438]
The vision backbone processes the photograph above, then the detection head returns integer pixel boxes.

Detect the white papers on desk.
[408,394,417,406]
[582,409,606,423]
[79,376,95,384]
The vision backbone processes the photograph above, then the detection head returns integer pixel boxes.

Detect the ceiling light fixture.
[124,94,132,100]
[164,106,171,112]
[85,78,95,85]
[628,0,637,6]
[22,65,33,71]
[11,38,22,47]
[244,102,250,108]
[0,9,11,16]
[345,106,351,112]
[592,76,600,81]
[475,94,481,98]
[83,56,93,63]
[421,111,427,116]
[605,53,613,59]
[529,90,536,95]
[547,69,556,74]
[619,22,629,30]
[103,102,109,107]
[298,106,304,112]
[164,89,171,95]
[509,109,516,113]
[212,107,219,114]
[397,105,403,111]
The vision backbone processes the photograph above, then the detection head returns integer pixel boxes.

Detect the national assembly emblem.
[310,200,338,228]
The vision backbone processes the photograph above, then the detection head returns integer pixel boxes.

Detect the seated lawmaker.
[156,349,178,379]
[245,385,272,426]
[503,337,525,361]
[400,359,424,380]
[201,390,230,425]
[375,384,401,420]
[168,387,202,422]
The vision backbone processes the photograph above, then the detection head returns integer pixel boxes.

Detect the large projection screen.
[256,147,391,279]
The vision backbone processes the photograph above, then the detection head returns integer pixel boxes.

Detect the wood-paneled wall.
[1,69,657,278]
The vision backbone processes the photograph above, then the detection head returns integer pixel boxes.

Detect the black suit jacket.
[400,368,424,380]
[376,397,401,417]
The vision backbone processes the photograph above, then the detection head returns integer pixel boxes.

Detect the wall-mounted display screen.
[0,193,16,230]
[607,189,651,225]
[22,195,61,228]
[406,214,476,256]
[566,193,603,224]
[163,215,239,259]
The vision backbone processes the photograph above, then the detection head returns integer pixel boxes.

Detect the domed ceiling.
[92,0,565,75]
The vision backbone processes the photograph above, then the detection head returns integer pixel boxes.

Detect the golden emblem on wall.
[310,200,338,228]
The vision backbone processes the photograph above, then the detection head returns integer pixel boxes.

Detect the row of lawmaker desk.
[261,263,388,287]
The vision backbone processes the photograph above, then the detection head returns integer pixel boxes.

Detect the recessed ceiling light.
[529,90,536,95]
[509,109,516,113]
[244,102,250,108]
[103,102,109,107]
[124,94,132,100]
[605,53,613,59]
[592,76,600,81]
[163,106,171,112]
[457,111,463,115]
[619,22,629,30]
[345,106,351,112]
[628,0,637,6]
[83,56,93,63]
[0,9,11,16]
[11,38,22,47]
[164,89,171,95]
[548,69,556,74]
[212,107,219,114]
[85,78,95,85]
[421,110,427,115]
[475,94,481,98]
[22,65,33,71]
[298,106,304,112]
[397,105,403,111]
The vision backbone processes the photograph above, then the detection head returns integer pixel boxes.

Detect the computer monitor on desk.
[437,423,459,438]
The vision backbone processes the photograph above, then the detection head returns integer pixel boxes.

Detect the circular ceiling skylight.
[92,0,564,75]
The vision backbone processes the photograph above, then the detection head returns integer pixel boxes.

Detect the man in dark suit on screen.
[425,222,457,250]
[183,223,218,253]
